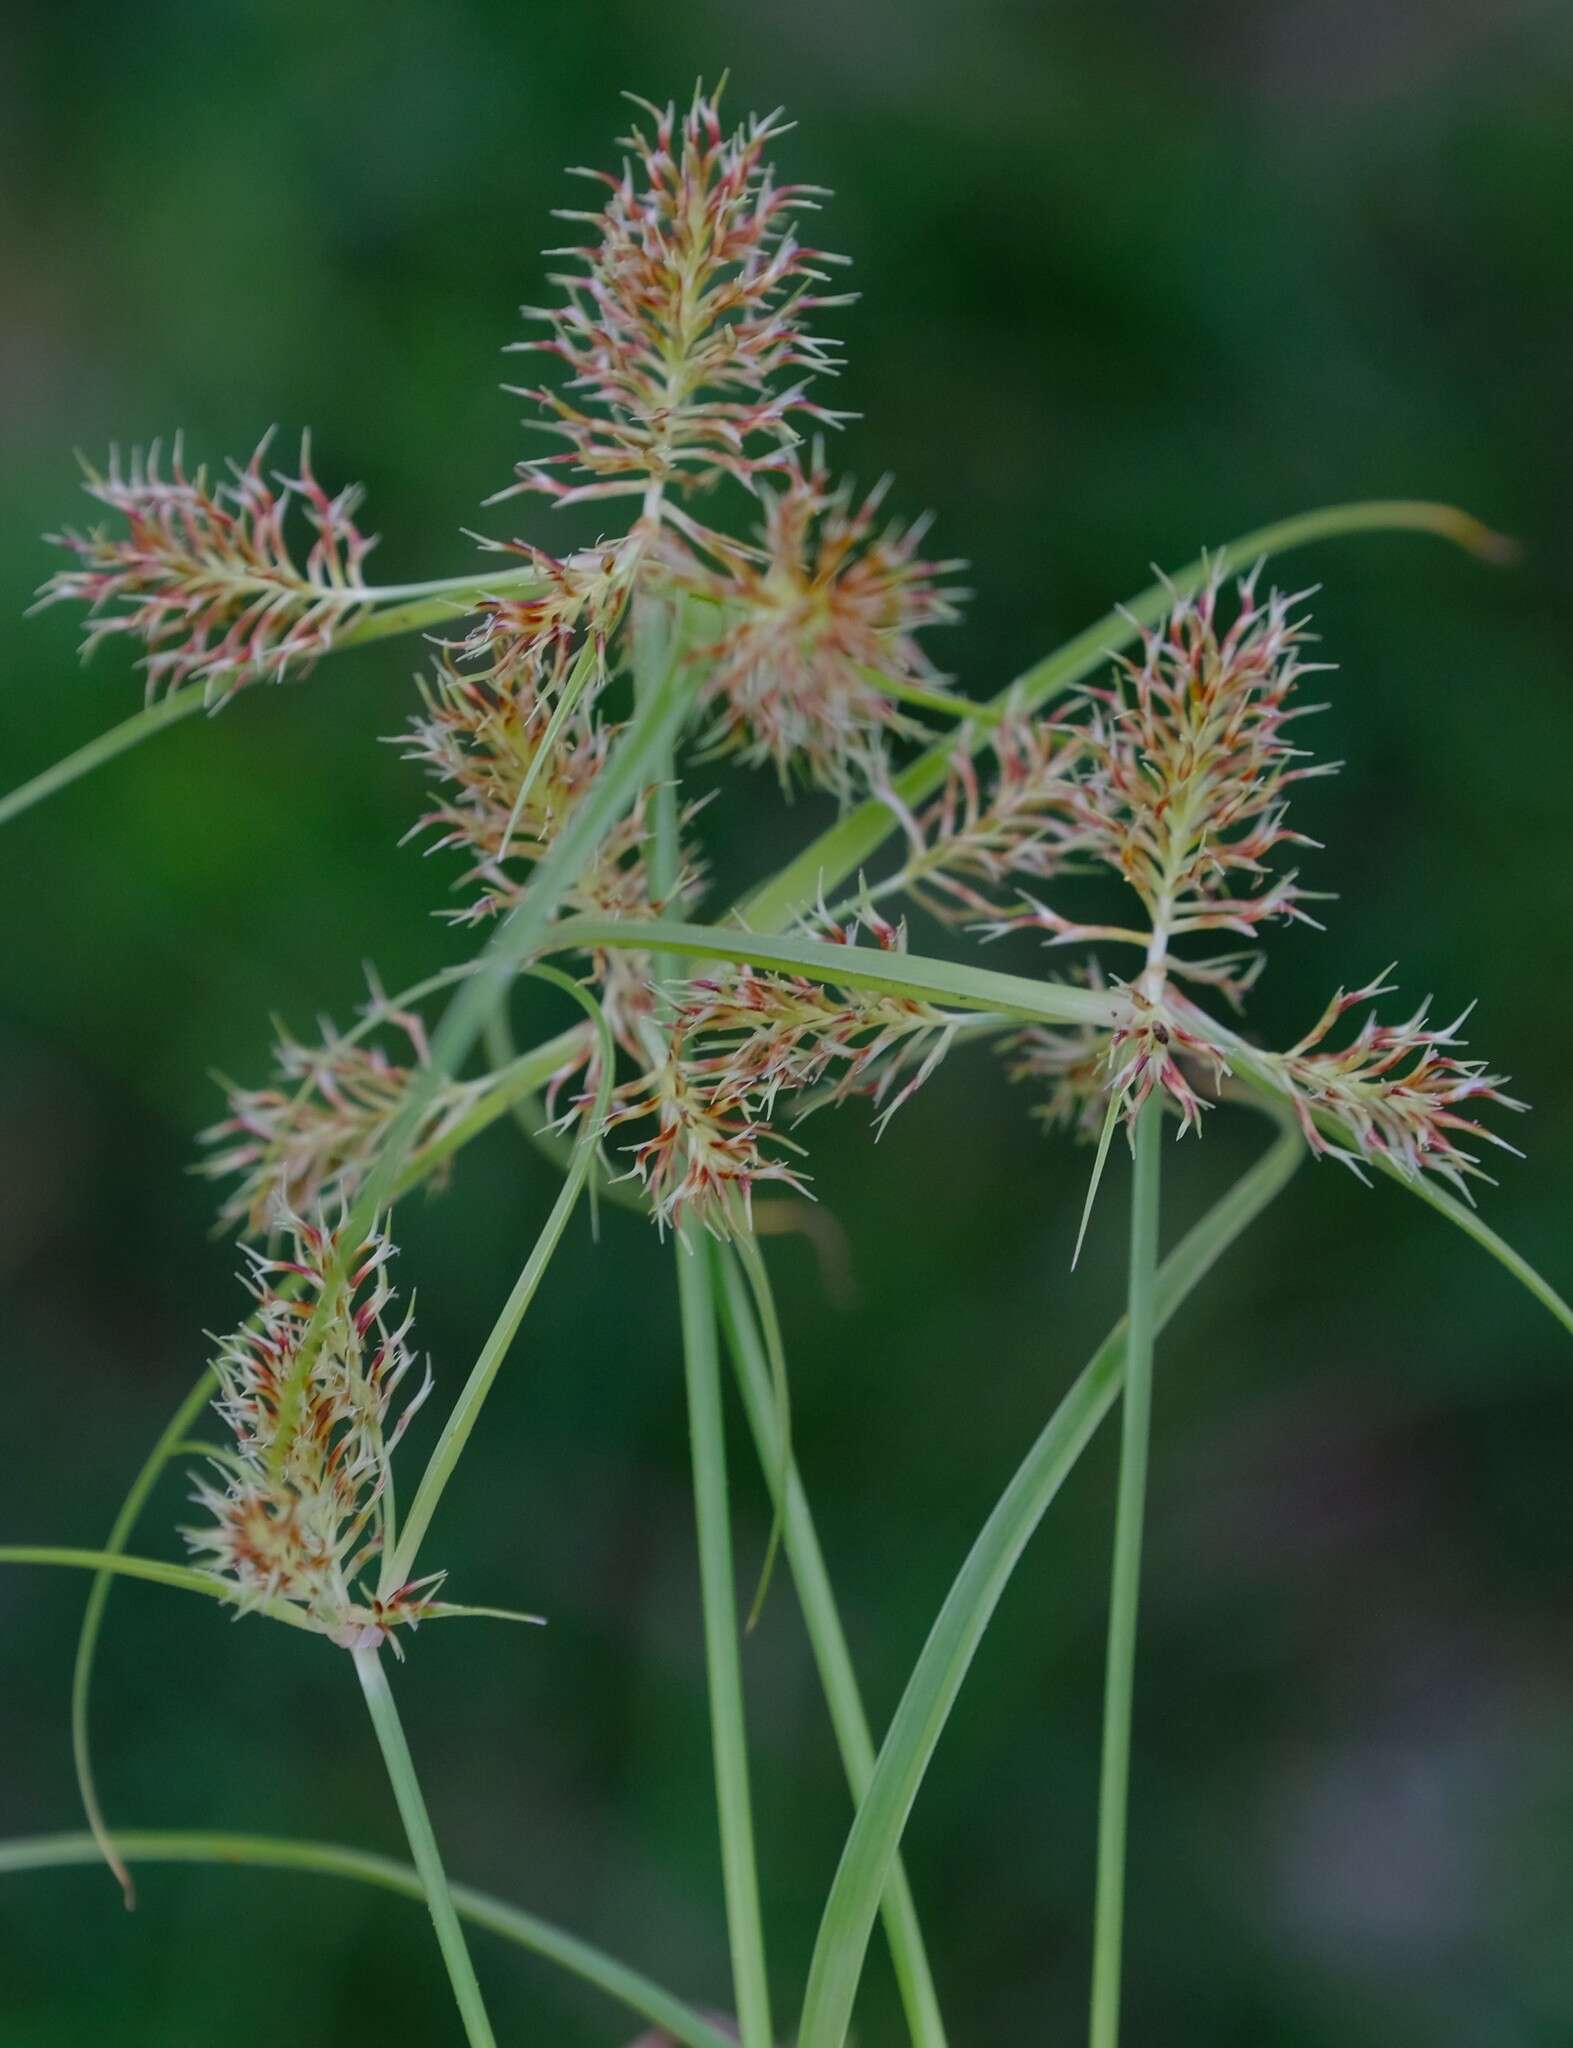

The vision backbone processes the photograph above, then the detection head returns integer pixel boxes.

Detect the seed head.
[1261,972,1525,1195]
[184,1211,439,1649]
[683,450,964,797]
[889,699,1087,920]
[601,1030,809,1241]
[36,432,373,702]
[501,83,853,508]
[1075,568,1330,938]
[199,983,493,1237]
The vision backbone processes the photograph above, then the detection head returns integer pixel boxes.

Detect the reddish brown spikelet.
[36,431,374,701]
[1263,973,1525,1195]
[184,1211,440,1648]
[891,699,1088,920]
[500,83,855,508]
[682,449,964,796]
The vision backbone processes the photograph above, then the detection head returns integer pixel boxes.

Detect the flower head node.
[499,83,854,508]
[36,431,374,701]
[1260,974,1526,1195]
[185,1211,440,1648]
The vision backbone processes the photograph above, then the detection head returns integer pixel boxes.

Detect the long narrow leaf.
[1,1545,316,1630]
[0,1829,735,2048]
[717,1247,949,2048]
[549,914,1117,1030]
[796,1125,1304,2048]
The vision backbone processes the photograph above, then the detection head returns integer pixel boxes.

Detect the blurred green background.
[3,3,1571,2042]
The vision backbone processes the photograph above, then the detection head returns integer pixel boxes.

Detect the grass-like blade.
[716,1245,949,2048]
[0,1829,735,2048]
[795,1124,1304,2048]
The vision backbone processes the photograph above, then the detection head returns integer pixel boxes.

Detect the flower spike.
[184,1210,440,1649]
[498,81,855,510]
[36,431,374,702]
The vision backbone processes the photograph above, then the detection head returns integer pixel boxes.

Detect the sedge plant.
[2,81,1568,2048]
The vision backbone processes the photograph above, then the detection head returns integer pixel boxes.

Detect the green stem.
[353,1645,498,2048]
[716,1247,948,2048]
[641,594,773,2041]
[1088,1091,1162,2048]
[0,1829,735,2048]
[1,568,543,830]
[0,683,208,828]
[334,566,541,647]
[677,1244,774,2048]
[795,1125,1300,2048]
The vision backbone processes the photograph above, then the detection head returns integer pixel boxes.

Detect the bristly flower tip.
[1256,973,1526,1197]
[36,430,373,702]
[184,1210,441,1651]
[498,80,855,511]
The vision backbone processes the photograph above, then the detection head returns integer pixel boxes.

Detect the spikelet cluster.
[683,451,964,795]
[501,86,851,507]
[199,988,495,1237]
[891,699,1088,921]
[36,433,372,701]
[1257,974,1525,1194]
[603,906,963,1238]
[184,1213,439,1649]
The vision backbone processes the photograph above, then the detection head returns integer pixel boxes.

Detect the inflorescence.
[41,80,1524,1451]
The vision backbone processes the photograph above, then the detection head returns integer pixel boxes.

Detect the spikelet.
[36,432,373,701]
[887,698,1087,920]
[499,82,853,508]
[1258,973,1525,1196]
[184,1211,439,1650]
[678,450,964,798]
[198,983,494,1237]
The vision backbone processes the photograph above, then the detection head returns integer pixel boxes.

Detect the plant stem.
[677,1244,774,2048]
[1088,1090,1163,2048]
[794,1124,1297,2048]
[717,1246,948,2048]
[353,1646,498,2048]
